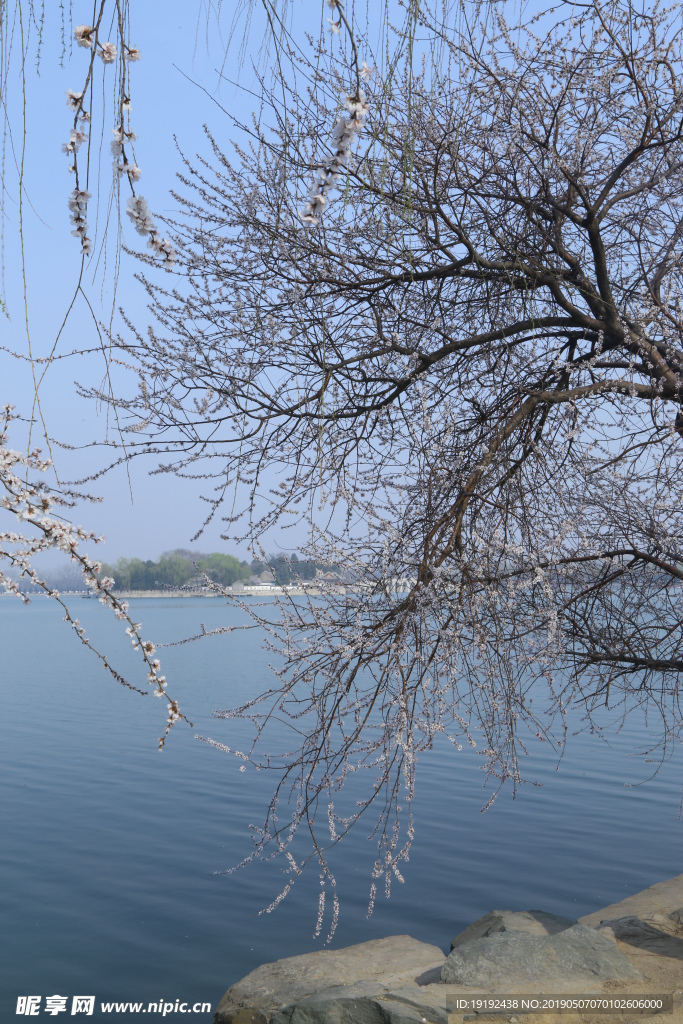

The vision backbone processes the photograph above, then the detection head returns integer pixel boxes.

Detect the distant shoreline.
[0,586,343,599]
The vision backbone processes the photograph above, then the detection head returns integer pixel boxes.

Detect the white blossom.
[99,42,117,64]
[111,127,138,158]
[359,61,374,83]
[299,96,369,227]
[114,160,141,181]
[62,128,88,155]
[74,25,93,48]
[125,196,175,266]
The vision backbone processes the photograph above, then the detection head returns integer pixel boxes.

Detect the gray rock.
[440,923,642,989]
[269,981,455,1024]
[595,913,683,960]
[213,936,446,1024]
[450,910,576,951]
[578,874,683,966]
[596,916,670,943]
[271,991,449,1024]
[668,906,683,928]
[579,872,683,930]
[270,995,390,1024]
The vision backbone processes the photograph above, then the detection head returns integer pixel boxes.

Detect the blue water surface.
[1,596,681,1021]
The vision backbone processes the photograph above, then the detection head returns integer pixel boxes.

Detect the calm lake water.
[1,596,682,1021]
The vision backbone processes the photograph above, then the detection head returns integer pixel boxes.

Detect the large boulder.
[450,910,575,951]
[213,936,446,1024]
[440,923,642,989]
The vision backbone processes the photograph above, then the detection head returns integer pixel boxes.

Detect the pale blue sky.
[1,0,485,565]
[1,0,318,562]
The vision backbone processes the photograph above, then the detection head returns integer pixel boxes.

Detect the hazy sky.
[1,0,316,563]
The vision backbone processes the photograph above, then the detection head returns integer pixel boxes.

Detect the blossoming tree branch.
[0,406,186,748]
[5,0,683,938]
[79,0,683,931]
[64,4,175,263]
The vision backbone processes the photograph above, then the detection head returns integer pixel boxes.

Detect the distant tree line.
[100,550,250,590]
[99,550,336,590]
[266,553,336,586]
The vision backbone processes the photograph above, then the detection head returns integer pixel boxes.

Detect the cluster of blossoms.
[326,0,342,35]
[65,21,173,268]
[112,126,141,181]
[74,23,138,63]
[300,83,371,227]
[63,26,107,255]
[0,405,183,748]
[68,188,92,255]
[62,52,92,255]
[126,196,176,267]
[62,127,88,156]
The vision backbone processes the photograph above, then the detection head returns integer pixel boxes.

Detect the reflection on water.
[1,597,681,1021]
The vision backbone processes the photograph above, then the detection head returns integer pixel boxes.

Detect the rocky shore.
[215,873,683,1024]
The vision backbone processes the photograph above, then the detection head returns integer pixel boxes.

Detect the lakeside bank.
[0,586,340,599]
[215,873,683,1024]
